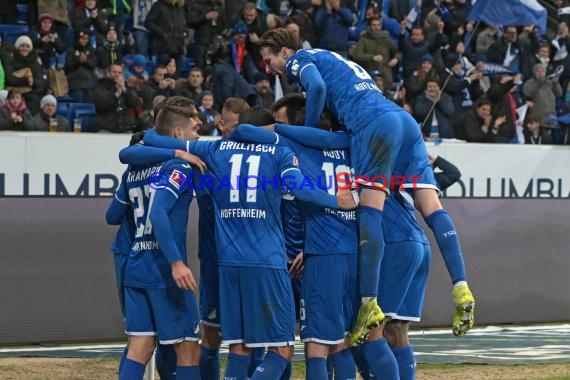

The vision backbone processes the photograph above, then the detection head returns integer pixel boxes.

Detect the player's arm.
[279,149,356,210]
[106,169,130,225]
[274,124,349,149]
[298,64,327,128]
[143,128,213,168]
[231,124,282,145]
[119,142,176,165]
[149,164,197,291]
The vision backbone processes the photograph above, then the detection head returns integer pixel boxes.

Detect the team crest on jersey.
[290,59,300,76]
[169,169,186,189]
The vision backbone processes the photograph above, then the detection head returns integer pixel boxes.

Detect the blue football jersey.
[285,49,402,130]
[281,199,304,261]
[282,137,358,255]
[194,176,217,261]
[124,159,194,288]
[109,170,136,255]
[189,139,299,269]
[382,191,428,244]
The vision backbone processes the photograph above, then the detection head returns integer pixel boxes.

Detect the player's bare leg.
[384,320,416,380]
[350,187,387,347]
[414,188,475,336]
[119,336,155,380]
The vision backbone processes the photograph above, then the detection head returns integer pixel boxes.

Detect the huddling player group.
[106,28,475,380]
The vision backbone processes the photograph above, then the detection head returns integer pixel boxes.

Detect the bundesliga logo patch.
[293,156,299,167]
[169,169,186,189]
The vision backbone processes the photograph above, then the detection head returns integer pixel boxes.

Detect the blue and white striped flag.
[467,0,547,35]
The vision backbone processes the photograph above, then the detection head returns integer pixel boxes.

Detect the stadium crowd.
[1,0,570,143]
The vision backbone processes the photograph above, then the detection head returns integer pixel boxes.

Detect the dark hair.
[475,97,491,108]
[239,106,275,126]
[271,93,306,124]
[526,112,542,124]
[129,131,145,146]
[260,28,303,54]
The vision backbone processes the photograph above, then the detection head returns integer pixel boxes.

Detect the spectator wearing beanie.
[66,29,98,103]
[36,0,72,46]
[5,36,48,115]
[405,53,440,103]
[31,94,70,131]
[252,71,274,109]
[30,12,66,70]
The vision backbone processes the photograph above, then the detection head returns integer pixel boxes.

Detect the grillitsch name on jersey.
[220,208,267,219]
[127,164,163,183]
[324,208,356,221]
[219,141,276,154]
[132,239,160,251]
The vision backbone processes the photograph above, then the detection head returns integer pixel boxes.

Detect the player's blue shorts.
[113,253,128,316]
[219,266,295,347]
[199,258,220,327]
[392,123,438,193]
[378,241,431,321]
[300,253,359,344]
[124,286,200,344]
[350,110,437,193]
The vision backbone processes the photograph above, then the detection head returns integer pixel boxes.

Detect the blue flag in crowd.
[468,0,547,35]
[482,63,516,76]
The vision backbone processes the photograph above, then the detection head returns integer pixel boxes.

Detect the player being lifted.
[259,29,475,351]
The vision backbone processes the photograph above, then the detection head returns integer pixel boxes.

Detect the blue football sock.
[199,344,220,380]
[326,357,334,380]
[351,345,371,380]
[176,365,199,379]
[248,347,266,377]
[156,343,177,380]
[363,339,400,380]
[118,346,128,374]
[391,345,416,380]
[251,351,288,379]
[425,209,467,284]
[330,349,356,379]
[358,206,384,297]
[224,353,250,380]
[119,358,145,380]
[279,359,292,380]
[306,357,328,380]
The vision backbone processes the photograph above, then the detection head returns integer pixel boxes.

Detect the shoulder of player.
[161,158,194,175]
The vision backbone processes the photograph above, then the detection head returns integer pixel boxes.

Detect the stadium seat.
[69,103,96,133]
[56,101,70,121]
[16,3,28,24]
[74,109,96,133]
[0,24,29,45]
[180,57,195,79]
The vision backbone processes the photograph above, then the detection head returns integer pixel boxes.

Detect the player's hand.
[452,283,475,336]
[289,252,304,278]
[175,150,207,174]
[337,189,358,209]
[171,261,197,291]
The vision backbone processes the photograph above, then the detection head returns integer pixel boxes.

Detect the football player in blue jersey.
[134,111,356,380]
[106,131,204,380]
[259,28,474,347]
[231,102,359,380]
[107,97,202,380]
